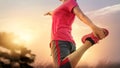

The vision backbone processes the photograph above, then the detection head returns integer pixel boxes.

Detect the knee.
[59,58,72,68]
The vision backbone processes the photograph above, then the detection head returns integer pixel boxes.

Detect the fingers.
[103,28,109,36]
[93,31,104,40]
[44,11,52,16]
[93,32,99,39]
[99,30,106,40]
[100,31,106,39]
[44,12,49,16]
[93,28,108,40]
[97,28,109,40]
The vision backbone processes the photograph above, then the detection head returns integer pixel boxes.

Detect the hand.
[44,11,53,16]
[92,26,107,40]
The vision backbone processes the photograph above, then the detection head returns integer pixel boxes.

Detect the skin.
[44,0,107,68]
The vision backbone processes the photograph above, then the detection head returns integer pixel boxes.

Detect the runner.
[44,0,109,68]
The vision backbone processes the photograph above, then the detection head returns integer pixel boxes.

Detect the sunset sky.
[0,0,120,66]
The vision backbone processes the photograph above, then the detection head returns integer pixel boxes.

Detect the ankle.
[84,41,92,47]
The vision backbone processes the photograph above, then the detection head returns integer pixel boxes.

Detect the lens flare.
[19,33,31,42]
[13,32,33,47]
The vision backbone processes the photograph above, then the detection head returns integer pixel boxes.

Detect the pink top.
[51,0,78,44]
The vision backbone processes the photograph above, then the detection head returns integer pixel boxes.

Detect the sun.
[13,32,33,46]
[18,33,31,42]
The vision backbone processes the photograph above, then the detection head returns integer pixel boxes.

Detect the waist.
[51,32,75,45]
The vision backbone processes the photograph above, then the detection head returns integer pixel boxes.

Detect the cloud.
[86,4,120,18]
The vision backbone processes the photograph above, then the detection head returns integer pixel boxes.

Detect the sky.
[0,0,120,67]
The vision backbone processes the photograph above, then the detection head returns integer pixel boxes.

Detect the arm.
[73,6,106,39]
[73,6,97,29]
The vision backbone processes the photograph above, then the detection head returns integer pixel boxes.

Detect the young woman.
[44,0,109,68]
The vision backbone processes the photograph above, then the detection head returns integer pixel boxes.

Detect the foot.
[82,28,109,45]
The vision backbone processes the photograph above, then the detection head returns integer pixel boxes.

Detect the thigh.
[50,40,72,67]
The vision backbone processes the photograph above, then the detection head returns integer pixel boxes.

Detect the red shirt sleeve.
[65,0,78,12]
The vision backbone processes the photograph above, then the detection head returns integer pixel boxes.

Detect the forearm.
[73,6,107,39]
[78,14,97,29]
[73,6,97,29]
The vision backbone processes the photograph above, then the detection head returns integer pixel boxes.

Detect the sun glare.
[19,33,31,42]
[14,32,33,45]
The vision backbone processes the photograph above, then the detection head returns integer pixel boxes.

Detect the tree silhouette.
[0,32,35,68]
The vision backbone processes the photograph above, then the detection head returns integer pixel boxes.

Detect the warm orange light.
[19,33,31,42]
[13,32,33,46]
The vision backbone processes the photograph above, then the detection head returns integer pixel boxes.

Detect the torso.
[51,0,78,44]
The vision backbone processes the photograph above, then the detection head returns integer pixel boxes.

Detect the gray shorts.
[50,40,76,67]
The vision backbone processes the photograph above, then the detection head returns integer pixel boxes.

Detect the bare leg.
[51,29,109,68]
[64,40,92,68]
